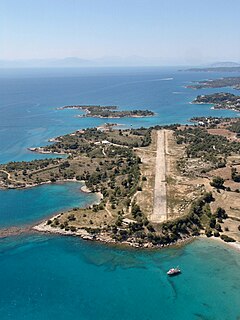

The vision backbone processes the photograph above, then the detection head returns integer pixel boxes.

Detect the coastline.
[32,215,240,252]
[200,234,240,253]
[2,220,240,254]
[191,101,240,113]
[33,216,195,249]
[76,114,155,119]
[57,105,155,119]
[0,178,99,194]
[28,147,66,155]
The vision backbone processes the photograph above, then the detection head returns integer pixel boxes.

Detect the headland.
[192,93,240,112]
[187,76,240,90]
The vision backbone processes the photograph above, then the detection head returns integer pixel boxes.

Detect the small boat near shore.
[167,267,181,276]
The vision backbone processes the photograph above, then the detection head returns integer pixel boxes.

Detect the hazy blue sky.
[1,0,240,64]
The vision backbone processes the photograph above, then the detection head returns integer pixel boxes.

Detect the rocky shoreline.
[1,220,239,253]
[28,147,66,155]
[32,216,195,249]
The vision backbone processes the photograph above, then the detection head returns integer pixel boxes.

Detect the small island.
[187,77,240,90]
[192,93,240,112]
[58,105,155,118]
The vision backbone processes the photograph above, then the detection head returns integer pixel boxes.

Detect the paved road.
[150,130,167,223]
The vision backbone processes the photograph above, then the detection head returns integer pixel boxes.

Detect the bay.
[0,182,96,228]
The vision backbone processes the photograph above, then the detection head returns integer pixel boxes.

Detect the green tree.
[210,176,225,189]
[205,227,213,237]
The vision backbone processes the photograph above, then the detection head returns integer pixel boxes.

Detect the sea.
[0,67,239,319]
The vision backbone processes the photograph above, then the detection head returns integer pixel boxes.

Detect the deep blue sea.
[0,67,239,319]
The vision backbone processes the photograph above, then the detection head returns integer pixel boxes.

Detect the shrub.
[215,223,222,232]
[68,214,76,221]
[202,192,214,203]
[214,231,220,237]
[210,176,225,189]
[205,228,213,237]
[209,217,216,228]
[147,224,155,232]
[215,207,228,219]
[220,235,236,242]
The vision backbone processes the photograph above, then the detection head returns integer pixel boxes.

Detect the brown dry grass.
[165,129,240,220]
[165,130,205,219]
[56,207,116,230]
[220,218,240,242]
[134,130,157,219]
[208,188,240,220]
[207,128,238,141]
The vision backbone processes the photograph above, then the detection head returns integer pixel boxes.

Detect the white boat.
[167,267,181,276]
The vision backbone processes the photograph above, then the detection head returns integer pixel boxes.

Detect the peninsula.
[58,105,155,118]
[192,93,240,112]
[187,77,240,90]
[0,112,240,247]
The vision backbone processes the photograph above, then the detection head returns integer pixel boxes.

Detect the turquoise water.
[0,235,239,320]
[0,67,239,163]
[0,67,240,319]
[0,182,96,227]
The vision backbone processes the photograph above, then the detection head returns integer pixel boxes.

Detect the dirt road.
[150,130,167,223]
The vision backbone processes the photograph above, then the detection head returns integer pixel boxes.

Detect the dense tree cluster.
[174,127,240,165]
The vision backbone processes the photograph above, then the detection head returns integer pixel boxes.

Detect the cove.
[0,182,97,228]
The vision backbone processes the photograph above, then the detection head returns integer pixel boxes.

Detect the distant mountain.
[0,57,92,68]
[209,61,240,68]
[93,55,153,66]
[0,56,168,68]
[183,61,240,73]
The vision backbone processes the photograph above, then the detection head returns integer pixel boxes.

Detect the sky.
[1,0,240,65]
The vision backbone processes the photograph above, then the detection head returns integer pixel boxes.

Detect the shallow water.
[0,182,96,227]
[0,235,239,320]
